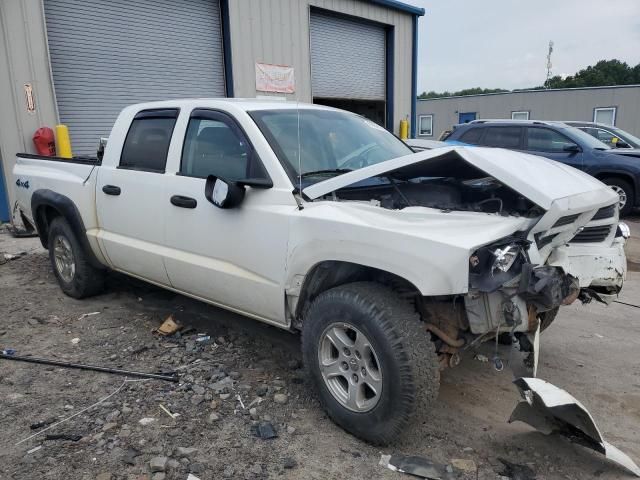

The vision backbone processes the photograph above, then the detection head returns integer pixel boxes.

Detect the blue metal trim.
[385,26,395,131]
[0,160,10,222]
[410,15,418,138]
[368,0,425,16]
[220,0,234,97]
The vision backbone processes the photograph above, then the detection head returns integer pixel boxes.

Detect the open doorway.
[313,98,386,127]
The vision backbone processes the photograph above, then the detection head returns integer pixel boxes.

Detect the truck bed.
[16,153,100,165]
[13,153,100,233]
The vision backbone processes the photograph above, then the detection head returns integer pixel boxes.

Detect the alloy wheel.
[318,322,383,412]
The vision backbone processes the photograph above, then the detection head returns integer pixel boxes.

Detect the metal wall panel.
[309,11,385,100]
[227,0,414,134]
[417,86,640,139]
[44,0,226,154]
[0,0,59,222]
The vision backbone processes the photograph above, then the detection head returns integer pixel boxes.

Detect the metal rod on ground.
[0,353,179,382]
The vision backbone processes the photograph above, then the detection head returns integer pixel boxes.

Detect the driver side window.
[180,112,267,181]
[526,128,576,153]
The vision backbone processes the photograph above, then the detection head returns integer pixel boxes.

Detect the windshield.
[249,109,413,186]
[564,126,612,150]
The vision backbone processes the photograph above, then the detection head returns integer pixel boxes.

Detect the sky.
[404,0,640,94]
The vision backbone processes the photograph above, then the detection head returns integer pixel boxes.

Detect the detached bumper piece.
[518,265,579,311]
[510,378,640,477]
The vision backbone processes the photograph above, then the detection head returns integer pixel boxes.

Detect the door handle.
[170,195,197,209]
[102,185,121,196]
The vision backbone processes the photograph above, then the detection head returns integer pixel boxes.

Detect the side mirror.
[205,176,245,209]
[615,140,631,149]
[563,144,581,153]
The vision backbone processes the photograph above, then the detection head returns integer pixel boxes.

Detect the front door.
[459,112,477,124]
[524,127,583,170]
[162,109,295,324]
[96,108,179,285]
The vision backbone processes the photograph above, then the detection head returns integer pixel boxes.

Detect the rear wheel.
[602,177,634,216]
[48,217,105,298]
[301,282,439,445]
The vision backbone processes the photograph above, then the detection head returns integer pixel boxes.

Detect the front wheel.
[48,217,105,298]
[301,282,439,445]
[602,177,634,216]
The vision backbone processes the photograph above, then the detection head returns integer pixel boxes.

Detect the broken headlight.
[491,245,520,274]
[469,238,530,292]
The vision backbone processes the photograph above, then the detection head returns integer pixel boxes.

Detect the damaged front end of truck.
[301,146,628,373]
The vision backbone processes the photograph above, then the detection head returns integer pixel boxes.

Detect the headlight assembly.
[491,245,520,274]
[469,237,530,292]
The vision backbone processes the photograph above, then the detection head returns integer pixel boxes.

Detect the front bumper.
[546,240,626,291]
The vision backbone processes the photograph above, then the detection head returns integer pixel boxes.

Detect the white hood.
[303,146,615,210]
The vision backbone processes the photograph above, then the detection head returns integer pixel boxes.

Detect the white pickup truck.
[12,99,628,444]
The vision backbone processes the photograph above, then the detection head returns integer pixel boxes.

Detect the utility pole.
[545,41,554,88]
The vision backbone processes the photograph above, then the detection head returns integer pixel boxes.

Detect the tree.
[544,59,639,89]
[419,59,640,98]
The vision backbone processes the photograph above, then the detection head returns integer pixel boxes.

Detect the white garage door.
[44,0,226,155]
[310,11,386,101]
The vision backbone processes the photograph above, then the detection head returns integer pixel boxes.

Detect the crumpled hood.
[303,146,613,210]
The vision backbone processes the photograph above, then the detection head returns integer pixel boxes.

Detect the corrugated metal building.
[415,85,640,140]
[0,0,424,223]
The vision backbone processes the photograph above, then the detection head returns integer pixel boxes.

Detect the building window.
[418,115,433,136]
[594,107,616,126]
[511,111,529,120]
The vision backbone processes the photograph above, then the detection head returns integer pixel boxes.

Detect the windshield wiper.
[299,168,352,178]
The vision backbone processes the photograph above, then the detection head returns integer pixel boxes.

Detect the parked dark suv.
[564,121,640,149]
[445,120,640,215]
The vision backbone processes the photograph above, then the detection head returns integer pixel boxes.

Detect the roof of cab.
[123,98,335,113]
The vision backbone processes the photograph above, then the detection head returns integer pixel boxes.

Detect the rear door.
[96,108,178,284]
[479,126,524,150]
[524,127,583,170]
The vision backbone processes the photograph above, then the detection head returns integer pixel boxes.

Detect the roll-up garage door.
[44,0,226,155]
[310,11,386,101]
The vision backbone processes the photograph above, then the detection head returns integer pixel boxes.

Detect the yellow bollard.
[399,118,409,140]
[55,124,73,158]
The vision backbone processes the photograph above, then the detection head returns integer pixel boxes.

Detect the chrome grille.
[535,232,558,249]
[552,214,580,228]
[592,204,616,221]
[570,225,612,243]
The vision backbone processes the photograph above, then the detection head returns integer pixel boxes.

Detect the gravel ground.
[1,223,639,480]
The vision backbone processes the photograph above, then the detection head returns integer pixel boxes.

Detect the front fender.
[285,202,530,297]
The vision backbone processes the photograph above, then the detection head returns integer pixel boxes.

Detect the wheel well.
[596,173,636,196]
[293,261,420,324]
[34,205,63,248]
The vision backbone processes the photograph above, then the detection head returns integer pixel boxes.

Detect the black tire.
[48,216,105,298]
[301,282,439,445]
[602,177,634,216]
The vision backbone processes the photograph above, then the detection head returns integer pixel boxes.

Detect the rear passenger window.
[526,128,576,152]
[459,127,483,144]
[181,111,267,180]
[482,127,522,148]
[120,109,178,172]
